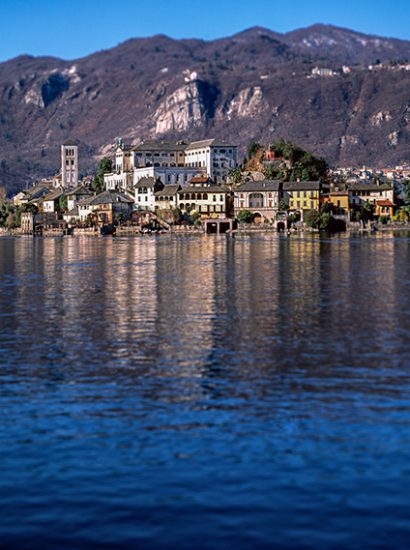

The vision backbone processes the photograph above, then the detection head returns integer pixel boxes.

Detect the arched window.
[203,193,208,200]
[249,193,264,208]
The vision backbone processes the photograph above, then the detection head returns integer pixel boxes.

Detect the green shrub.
[304,209,320,228]
[237,210,254,224]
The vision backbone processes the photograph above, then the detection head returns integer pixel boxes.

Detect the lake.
[1,233,410,549]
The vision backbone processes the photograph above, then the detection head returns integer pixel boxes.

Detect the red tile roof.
[376,200,395,207]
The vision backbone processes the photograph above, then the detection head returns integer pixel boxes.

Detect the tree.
[114,212,125,226]
[228,167,242,188]
[59,194,68,211]
[271,139,328,182]
[262,165,278,180]
[20,203,38,215]
[5,212,17,229]
[236,210,254,224]
[279,199,289,211]
[247,141,262,160]
[288,211,301,225]
[360,201,374,221]
[305,209,321,228]
[172,207,183,225]
[92,157,113,192]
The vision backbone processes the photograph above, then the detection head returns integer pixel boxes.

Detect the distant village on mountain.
[0,23,409,195]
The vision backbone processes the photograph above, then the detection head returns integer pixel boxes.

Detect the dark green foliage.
[402,180,410,208]
[305,209,321,228]
[262,165,277,179]
[247,141,262,159]
[305,206,344,232]
[228,167,242,186]
[279,199,288,211]
[92,157,112,192]
[0,201,8,226]
[287,211,301,225]
[272,139,328,182]
[59,194,68,211]
[172,208,183,224]
[236,210,254,224]
[114,213,125,226]
[20,202,37,215]
[360,201,374,221]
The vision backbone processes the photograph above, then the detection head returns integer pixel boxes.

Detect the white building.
[348,182,394,206]
[134,177,164,211]
[177,178,228,219]
[133,140,187,168]
[311,67,336,77]
[134,166,206,188]
[234,180,282,222]
[104,138,238,193]
[104,143,135,192]
[184,139,238,183]
[42,190,64,213]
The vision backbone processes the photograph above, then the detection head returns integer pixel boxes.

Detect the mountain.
[0,24,409,194]
[282,24,410,64]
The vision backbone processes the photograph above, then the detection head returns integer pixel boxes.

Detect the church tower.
[61,141,78,188]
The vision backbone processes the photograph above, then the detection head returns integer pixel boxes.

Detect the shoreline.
[1,224,410,238]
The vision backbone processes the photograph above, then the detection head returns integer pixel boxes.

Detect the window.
[203,193,208,200]
[297,201,300,208]
[220,195,223,201]
[310,201,314,209]
[304,191,307,198]
[213,195,216,202]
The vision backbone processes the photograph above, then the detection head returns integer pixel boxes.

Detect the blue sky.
[1,0,409,62]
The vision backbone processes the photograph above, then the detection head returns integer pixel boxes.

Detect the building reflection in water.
[2,233,409,405]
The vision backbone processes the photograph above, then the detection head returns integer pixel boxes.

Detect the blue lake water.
[1,233,410,549]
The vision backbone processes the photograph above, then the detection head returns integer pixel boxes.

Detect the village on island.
[1,136,409,236]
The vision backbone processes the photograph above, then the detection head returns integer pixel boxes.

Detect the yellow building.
[322,191,350,215]
[375,199,395,218]
[283,181,321,212]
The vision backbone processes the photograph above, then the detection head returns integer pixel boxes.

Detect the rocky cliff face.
[0,25,409,193]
